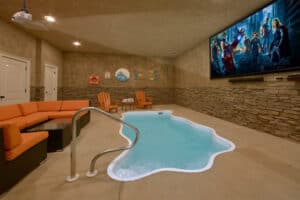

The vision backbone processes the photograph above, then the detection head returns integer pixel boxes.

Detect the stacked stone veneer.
[30,86,63,101]
[175,83,300,141]
[30,87,44,101]
[61,87,174,107]
[31,83,300,142]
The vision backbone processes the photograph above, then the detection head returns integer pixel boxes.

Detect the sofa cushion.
[47,111,76,119]
[5,131,48,161]
[2,124,22,150]
[37,101,62,112]
[24,113,48,128]
[19,102,38,116]
[0,117,27,129]
[0,104,22,121]
[61,100,89,111]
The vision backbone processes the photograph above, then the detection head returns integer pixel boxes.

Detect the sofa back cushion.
[2,124,22,150]
[37,101,62,112]
[61,100,89,111]
[0,105,22,121]
[19,102,38,116]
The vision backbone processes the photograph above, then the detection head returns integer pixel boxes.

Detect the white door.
[44,65,58,101]
[0,56,28,105]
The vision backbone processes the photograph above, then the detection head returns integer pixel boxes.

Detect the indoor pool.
[108,111,235,181]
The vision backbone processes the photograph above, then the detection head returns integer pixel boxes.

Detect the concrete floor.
[1,104,300,200]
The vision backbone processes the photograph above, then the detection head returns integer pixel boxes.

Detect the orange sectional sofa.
[2,124,48,161]
[0,100,89,129]
[0,124,48,194]
[0,100,90,194]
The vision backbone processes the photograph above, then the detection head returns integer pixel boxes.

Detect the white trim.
[45,64,58,70]
[44,64,58,101]
[107,110,235,182]
[0,51,31,103]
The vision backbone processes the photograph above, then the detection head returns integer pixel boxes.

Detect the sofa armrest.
[0,129,4,164]
[146,97,153,102]
[113,99,121,106]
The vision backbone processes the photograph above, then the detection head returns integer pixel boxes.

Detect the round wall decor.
[115,68,130,82]
[88,74,100,85]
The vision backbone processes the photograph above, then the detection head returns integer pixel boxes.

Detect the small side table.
[121,102,135,111]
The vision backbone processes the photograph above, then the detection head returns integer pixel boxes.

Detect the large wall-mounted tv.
[210,0,300,79]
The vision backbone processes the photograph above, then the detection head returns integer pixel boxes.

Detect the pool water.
[107,111,235,181]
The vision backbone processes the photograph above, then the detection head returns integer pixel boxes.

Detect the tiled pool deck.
[1,105,299,200]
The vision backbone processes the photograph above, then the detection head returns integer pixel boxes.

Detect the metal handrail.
[66,107,139,182]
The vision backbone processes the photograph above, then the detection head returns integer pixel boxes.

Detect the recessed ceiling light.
[73,41,81,46]
[44,15,56,23]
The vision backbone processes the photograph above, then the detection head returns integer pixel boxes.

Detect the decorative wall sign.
[104,71,111,79]
[115,68,130,82]
[133,69,159,81]
[148,69,159,81]
[88,74,100,85]
[133,71,144,80]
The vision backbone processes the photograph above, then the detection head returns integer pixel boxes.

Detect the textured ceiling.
[0,0,272,57]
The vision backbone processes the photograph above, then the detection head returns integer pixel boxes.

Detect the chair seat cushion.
[0,117,27,129]
[19,102,38,116]
[5,131,48,161]
[143,102,152,106]
[136,102,152,108]
[37,101,62,112]
[61,100,89,111]
[24,113,48,127]
[108,105,118,109]
[0,104,22,121]
[47,111,76,119]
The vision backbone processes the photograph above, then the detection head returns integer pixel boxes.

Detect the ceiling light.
[73,41,81,46]
[44,15,56,23]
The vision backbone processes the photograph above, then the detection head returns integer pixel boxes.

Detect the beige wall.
[174,40,300,141]
[0,19,63,100]
[38,40,63,87]
[61,53,175,106]
[0,20,37,86]
[175,40,300,88]
[63,53,174,88]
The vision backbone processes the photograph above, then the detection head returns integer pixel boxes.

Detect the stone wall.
[62,53,174,106]
[175,86,300,141]
[175,40,300,142]
[63,53,174,88]
[62,87,173,106]
[30,87,44,101]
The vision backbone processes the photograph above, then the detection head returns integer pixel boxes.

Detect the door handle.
[0,96,5,99]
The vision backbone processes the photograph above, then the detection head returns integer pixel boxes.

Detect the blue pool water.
[108,111,235,181]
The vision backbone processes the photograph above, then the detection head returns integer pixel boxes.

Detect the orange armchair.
[135,90,153,109]
[97,92,118,112]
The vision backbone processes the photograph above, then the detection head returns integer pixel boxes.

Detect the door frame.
[0,51,31,103]
[44,64,58,101]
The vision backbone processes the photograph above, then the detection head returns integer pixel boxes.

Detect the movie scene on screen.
[210,0,300,79]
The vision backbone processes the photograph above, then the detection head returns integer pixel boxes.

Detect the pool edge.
[107,110,236,182]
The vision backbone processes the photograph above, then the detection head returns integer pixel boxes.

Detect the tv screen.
[210,0,300,79]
